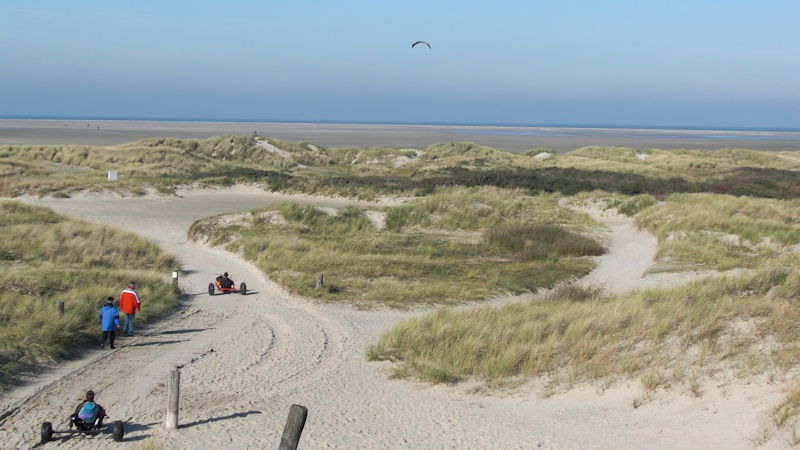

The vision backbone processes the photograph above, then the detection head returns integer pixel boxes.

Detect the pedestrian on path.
[119,281,140,337]
[100,297,120,349]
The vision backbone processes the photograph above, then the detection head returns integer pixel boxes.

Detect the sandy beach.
[2,119,800,152]
[0,185,791,449]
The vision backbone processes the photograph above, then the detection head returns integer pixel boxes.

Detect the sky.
[1,1,799,129]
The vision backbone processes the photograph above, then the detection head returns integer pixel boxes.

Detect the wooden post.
[57,301,64,316]
[165,370,180,429]
[172,269,179,285]
[316,274,323,289]
[98,228,106,263]
[278,404,308,450]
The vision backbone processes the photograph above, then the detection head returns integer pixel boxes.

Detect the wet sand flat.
[2,119,800,152]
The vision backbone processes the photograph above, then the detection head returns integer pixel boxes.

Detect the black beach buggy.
[40,416,124,444]
[208,274,247,296]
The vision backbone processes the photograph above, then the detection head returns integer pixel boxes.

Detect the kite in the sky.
[412,41,431,49]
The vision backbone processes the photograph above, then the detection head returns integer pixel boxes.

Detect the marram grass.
[7,136,800,432]
[190,186,604,308]
[367,191,800,430]
[6,138,800,200]
[0,201,180,389]
[368,262,800,386]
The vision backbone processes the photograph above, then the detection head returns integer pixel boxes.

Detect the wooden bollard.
[316,274,323,289]
[165,370,180,429]
[57,301,64,316]
[278,404,308,450]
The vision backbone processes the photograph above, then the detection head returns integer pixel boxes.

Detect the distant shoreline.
[2,119,799,152]
[4,116,799,132]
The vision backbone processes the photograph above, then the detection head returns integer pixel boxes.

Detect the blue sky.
[1,1,798,128]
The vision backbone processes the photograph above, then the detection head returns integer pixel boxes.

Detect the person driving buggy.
[216,272,234,289]
[70,390,107,430]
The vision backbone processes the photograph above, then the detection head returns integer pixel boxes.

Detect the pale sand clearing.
[0,185,793,449]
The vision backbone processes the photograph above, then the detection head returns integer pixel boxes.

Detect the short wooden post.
[172,269,179,285]
[316,274,323,288]
[278,404,308,450]
[165,370,180,429]
[57,301,64,316]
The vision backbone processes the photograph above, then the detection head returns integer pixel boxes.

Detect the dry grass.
[369,259,800,387]
[0,201,180,389]
[636,193,800,272]
[189,186,604,308]
[6,135,800,430]
[368,191,800,430]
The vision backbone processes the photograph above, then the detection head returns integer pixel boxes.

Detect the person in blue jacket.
[100,297,121,349]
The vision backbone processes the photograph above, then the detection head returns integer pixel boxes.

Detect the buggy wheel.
[40,421,53,444]
[208,283,215,296]
[112,421,124,442]
[240,282,247,295]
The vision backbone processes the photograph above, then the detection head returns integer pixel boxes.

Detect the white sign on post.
[108,171,118,181]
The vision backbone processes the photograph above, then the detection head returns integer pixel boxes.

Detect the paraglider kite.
[412,41,431,49]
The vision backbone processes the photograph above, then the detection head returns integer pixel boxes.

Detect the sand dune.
[0,186,790,449]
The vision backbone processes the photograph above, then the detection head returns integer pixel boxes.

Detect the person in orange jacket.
[118,281,140,337]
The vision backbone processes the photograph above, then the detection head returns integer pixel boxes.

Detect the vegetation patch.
[7,135,800,431]
[368,258,800,394]
[0,201,180,389]
[5,139,800,201]
[367,191,800,430]
[189,186,604,308]
[636,193,800,271]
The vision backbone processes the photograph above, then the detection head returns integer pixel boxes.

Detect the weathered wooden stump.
[278,404,308,450]
[165,370,180,429]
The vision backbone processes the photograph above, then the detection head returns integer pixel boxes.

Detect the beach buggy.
[208,272,247,296]
[40,408,124,444]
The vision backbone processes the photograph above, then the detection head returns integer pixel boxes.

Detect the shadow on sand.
[160,328,209,335]
[125,339,186,348]
[178,410,263,429]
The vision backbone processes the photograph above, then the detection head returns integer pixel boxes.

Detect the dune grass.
[368,263,800,388]
[367,191,800,431]
[636,193,800,272]
[0,136,289,197]
[0,201,180,389]
[4,137,800,201]
[6,135,800,431]
[189,186,604,308]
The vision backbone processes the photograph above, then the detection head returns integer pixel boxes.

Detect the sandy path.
[0,186,790,449]
[576,208,718,295]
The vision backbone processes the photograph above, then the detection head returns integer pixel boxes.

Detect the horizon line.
[1,115,799,134]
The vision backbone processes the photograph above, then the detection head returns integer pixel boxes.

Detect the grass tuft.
[190,187,604,307]
[0,201,180,389]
